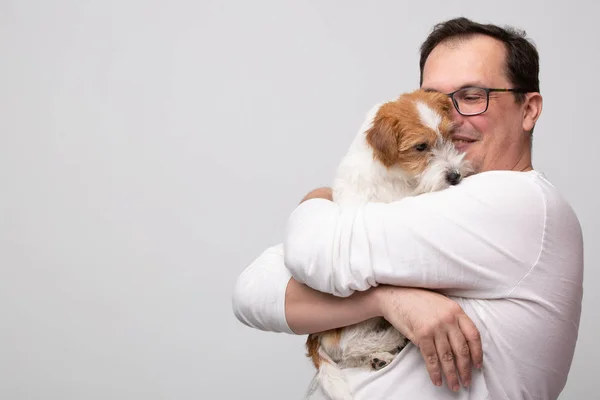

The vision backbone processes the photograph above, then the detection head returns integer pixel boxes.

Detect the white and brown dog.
[305,89,472,400]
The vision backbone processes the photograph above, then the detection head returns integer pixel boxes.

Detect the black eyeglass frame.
[445,86,534,116]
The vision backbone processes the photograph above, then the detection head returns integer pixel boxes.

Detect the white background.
[1,1,598,399]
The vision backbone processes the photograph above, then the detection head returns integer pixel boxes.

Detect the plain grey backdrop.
[1,1,598,399]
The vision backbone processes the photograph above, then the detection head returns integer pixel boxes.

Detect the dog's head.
[365,89,471,193]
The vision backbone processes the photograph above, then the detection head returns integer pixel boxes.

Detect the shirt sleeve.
[231,243,295,334]
[283,171,547,298]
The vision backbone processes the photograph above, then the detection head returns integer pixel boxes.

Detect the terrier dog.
[305,89,472,400]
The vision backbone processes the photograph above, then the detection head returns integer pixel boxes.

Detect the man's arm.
[287,278,482,390]
[284,277,379,334]
[231,242,380,335]
[232,243,483,391]
[283,171,546,298]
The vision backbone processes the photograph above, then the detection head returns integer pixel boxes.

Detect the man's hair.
[419,17,540,103]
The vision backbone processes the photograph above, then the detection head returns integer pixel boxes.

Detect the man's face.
[421,34,534,172]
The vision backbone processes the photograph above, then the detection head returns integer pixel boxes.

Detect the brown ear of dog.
[365,104,400,168]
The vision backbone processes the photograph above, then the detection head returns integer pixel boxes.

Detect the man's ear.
[365,112,399,167]
[523,92,543,133]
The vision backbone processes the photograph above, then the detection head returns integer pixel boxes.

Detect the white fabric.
[232,170,584,400]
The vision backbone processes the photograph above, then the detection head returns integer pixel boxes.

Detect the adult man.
[232,17,584,400]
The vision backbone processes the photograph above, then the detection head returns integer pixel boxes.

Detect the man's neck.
[511,149,533,172]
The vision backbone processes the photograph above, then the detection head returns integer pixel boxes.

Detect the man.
[232,17,584,400]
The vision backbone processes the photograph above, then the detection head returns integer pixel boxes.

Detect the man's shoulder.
[448,170,546,209]
[459,170,570,207]
[461,169,543,192]
[460,169,582,234]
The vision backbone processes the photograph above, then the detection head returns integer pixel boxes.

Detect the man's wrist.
[369,286,389,317]
[358,286,385,319]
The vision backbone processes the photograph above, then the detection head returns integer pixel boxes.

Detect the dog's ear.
[365,111,400,167]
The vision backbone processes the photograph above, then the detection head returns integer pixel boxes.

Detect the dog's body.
[305,89,472,400]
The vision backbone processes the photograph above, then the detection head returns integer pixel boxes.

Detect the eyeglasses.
[445,86,533,116]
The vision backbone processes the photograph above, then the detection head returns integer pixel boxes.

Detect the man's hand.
[299,187,333,204]
[374,286,483,392]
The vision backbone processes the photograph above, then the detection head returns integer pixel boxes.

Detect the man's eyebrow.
[422,83,487,94]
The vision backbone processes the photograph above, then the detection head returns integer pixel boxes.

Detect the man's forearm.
[285,277,380,334]
[284,277,484,392]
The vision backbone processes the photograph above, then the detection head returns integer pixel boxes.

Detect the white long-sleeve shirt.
[232,170,584,400]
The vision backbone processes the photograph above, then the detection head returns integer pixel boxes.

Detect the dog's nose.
[446,171,462,185]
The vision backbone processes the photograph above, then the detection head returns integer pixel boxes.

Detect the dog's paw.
[370,352,396,371]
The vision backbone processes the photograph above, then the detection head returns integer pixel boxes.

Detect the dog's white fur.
[308,99,471,400]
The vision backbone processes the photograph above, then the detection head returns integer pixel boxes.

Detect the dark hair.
[419,17,540,103]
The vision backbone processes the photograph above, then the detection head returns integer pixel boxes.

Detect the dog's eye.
[415,143,428,152]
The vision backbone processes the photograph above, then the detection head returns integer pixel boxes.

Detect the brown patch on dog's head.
[411,89,456,139]
[365,89,455,175]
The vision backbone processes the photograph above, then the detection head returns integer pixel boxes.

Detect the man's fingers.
[434,334,460,392]
[458,315,483,368]
[448,326,472,388]
[418,338,442,387]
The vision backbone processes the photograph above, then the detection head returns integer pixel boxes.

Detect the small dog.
[305,89,472,400]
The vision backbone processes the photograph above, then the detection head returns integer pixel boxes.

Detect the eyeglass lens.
[453,87,488,115]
